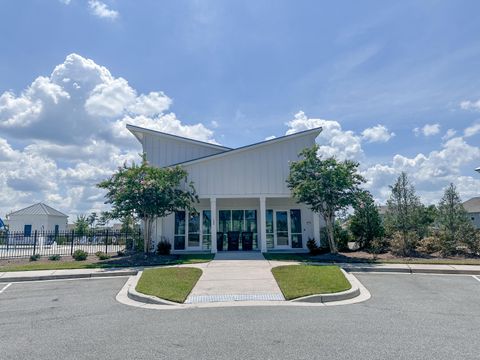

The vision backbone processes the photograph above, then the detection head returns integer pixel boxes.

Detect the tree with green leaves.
[87,212,98,231]
[97,211,111,229]
[349,190,384,250]
[287,145,365,254]
[437,183,476,255]
[98,154,198,253]
[384,172,422,256]
[74,214,89,235]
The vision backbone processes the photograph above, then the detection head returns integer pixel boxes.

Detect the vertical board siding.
[184,133,317,197]
[143,133,227,168]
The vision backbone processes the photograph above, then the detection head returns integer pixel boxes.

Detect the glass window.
[188,211,200,247]
[202,210,211,250]
[290,209,302,248]
[232,210,244,232]
[245,210,257,233]
[175,211,185,235]
[218,210,231,233]
[174,211,185,250]
[276,211,289,246]
[266,210,274,234]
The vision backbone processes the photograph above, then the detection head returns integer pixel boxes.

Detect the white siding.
[5,214,67,232]
[142,133,227,168]
[183,132,317,197]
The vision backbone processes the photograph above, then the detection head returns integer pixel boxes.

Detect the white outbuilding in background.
[4,203,68,235]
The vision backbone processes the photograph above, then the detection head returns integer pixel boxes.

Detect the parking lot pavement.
[0,274,479,360]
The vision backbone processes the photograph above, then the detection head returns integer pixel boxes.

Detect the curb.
[305,262,480,276]
[291,269,360,303]
[0,270,138,283]
[126,271,179,306]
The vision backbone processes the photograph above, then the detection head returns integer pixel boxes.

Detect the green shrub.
[29,254,41,261]
[72,249,88,261]
[117,250,126,257]
[389,231,418,256]
[306,238,318,254]
[48,254,61,261]
[157,240,172,255]
[95,251,103,257]
[416,235,441,254]
[99,253,110,260]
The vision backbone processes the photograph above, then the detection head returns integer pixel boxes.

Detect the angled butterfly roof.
[126,124,232,151]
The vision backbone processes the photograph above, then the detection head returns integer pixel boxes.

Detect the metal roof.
[8,203,68,217]
[463,197,480,213]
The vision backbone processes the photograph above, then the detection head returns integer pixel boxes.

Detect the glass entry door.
[275,210,290,248]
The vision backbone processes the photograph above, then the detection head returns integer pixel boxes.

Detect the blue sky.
[1,0,480,218]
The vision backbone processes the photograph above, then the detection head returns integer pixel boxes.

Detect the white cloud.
[460,99,480,111]
[464,123,480,138]
[286,111,363,160]
[285,111,480,205]
[442,128,456,141]
[0,54,217,217]
[88,0,119,20]
[265,135,276,140]
[413,123,440,137]
[361,124,395,143]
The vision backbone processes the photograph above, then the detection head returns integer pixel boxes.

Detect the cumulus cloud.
[413,123,441,137]
[464,123,480,138]
[286,111,363,160]
[460,99,480,111]
[285,111,480,205]
[0,54,217,217]
[88,0,119,20]
[361,124,395,143]
[442,128,456,141]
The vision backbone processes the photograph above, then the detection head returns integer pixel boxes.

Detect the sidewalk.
[185,252,285,304]
[0,267,138,282]
[2,258,480,284]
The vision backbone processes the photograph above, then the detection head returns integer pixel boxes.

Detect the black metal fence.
[0,229,142,259]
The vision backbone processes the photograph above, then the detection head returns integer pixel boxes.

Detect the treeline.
[340,172,479,257]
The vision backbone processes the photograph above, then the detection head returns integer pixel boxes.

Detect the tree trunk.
[326,215,338,254]
[143,218,150,254]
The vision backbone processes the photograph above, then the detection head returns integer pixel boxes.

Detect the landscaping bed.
[0,253,214,272]
[271,265,351,300]
[135,267,202,303]
[264,251,480,265]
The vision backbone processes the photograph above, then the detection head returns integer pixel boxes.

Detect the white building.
[5,203,68,235]
[127,124,325,253]
[463,197,480,229]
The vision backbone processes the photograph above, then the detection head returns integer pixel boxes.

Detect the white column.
[259,196,267,253]
[210,197,217,253]
[313,211,321,247]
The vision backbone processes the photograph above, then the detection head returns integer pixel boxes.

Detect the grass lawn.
[0,253,214,272]
[272,265,351,300]
[177,253,215,264]
[135,267,202,303]
[263,253,310,262]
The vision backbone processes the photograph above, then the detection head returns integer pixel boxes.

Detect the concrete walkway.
[185,252,285,303]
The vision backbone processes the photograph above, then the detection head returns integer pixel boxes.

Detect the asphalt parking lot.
[1,273,479,360]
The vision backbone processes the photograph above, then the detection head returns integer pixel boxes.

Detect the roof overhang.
[126,124,232,151]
